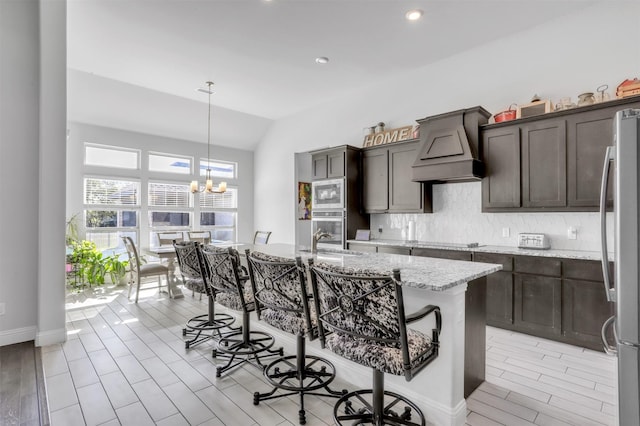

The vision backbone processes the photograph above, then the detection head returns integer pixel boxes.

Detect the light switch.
[502,227,510,237]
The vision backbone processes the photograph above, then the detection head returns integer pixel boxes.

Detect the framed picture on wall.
[298,182,311,220]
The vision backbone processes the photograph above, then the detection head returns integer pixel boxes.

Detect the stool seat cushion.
[326,329,435,376]
[184,278,205,294]
[261,308,318,335]
[215,283,254,311]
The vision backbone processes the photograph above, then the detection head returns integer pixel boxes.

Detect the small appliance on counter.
[517,233,550,250]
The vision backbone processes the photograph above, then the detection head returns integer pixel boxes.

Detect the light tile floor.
[46,285,617,425]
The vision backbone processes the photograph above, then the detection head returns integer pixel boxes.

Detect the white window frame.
[84,143,141,170]
[148,151,193,175]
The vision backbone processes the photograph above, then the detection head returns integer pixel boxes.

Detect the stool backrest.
[173,241,211,297]
[308,261,406,349]
[246,251,312,335]
[200,245,248,308]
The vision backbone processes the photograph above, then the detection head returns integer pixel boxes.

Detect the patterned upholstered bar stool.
[173,241,235,349]
[246,251,345,425]
[308,260,441,426]
[200,245,282,377]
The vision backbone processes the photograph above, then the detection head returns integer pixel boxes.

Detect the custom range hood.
[412,106,491,182]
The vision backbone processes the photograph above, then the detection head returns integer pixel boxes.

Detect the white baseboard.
[0,326,37,346]
[35,327,67,347]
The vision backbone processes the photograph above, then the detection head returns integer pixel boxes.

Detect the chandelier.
[190,81,227,194]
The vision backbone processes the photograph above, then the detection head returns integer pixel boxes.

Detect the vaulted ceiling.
[67,0,595,150]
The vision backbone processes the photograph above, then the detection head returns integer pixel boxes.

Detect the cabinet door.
[486,271,514,326]
[312,154,327,180]
[521,120,567,208]
[327,151,345,178]
[362,148,388,212]
[514,274,562,337]
[562,278,614,350]
[567,109,614,208]
[481,126,521,210]
[388,143,424,212]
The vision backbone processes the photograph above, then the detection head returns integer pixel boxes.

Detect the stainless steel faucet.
[312,229,332,253]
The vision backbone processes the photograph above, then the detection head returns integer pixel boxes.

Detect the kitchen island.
[221,243,501,426]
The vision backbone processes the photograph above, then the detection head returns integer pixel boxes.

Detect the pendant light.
[190,81,227,194]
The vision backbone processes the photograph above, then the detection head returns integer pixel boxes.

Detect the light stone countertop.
[346,239,613,262]
[222,243,502,291]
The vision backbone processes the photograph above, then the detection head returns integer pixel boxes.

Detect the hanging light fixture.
[190,81,227,194]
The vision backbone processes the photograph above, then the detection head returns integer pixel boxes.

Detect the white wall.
[254,2,640,245]
[0,0,66,346]
[66,122,255,247]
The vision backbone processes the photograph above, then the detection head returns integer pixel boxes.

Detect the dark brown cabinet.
[474,252,514,327]
[481,96,640,212]
[482,127,521,209]
[362,140,432,213]
[521,120,567,208]
[561,259,614,350]
[377,245,411,255]
[412,247,471,261]
[311,148,347,180]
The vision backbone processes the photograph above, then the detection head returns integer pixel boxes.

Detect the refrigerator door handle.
[599,145,616,302]
[601,315,617,355]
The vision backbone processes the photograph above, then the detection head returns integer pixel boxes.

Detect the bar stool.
[173,241,235,349]
[200,245,282,377]
[246,250,345,425]
[308,260,441,426]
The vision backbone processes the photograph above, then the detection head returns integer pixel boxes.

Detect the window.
[148,152,192,175]
[200,187,237,242]
[199,159,237,179]
[83,177,141,251]
[148,182,192,246]
[85,144,139,169]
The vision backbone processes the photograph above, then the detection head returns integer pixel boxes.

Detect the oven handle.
[311,217,342,222]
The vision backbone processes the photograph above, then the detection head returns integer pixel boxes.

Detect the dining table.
[144,246,185,299]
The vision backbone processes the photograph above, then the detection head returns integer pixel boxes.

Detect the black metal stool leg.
[213,311,283,377]
[334,369,426,426]
[183,294,236,349]
[253,334,347,425]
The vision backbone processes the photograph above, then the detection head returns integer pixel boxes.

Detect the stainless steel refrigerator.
[600,108,640,426]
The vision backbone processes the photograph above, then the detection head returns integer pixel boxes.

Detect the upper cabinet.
[362,140,432,213]
[312,148,346,180]
[481,96,640,212]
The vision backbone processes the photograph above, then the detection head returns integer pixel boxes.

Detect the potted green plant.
[68,240,107,287]
[104,254,129,286]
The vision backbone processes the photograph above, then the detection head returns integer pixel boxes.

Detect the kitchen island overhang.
[222,243,501,426]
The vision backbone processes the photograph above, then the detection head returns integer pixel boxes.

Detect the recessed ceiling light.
[405,9,424,21]
[315,57,329,64]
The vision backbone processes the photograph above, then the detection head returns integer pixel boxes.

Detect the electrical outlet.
[567,226,577,240]
[502,227,510,238]
[0,302,5,316]
[378,226,383,234]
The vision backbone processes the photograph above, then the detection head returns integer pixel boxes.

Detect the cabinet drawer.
[378,245,411,255]
[563,259,609,282]
[347,243,377,253]
[514,256,561,276]
[412,247,472,261]
[474,252,514,272]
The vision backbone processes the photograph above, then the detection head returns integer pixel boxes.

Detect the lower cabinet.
[347,242,377,253]
[377,245,411,255]
[514,274,562,337]
[486,272,514,327]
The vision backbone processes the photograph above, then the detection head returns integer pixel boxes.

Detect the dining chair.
[157,231,184,247]
[247,250,345,424]
[253,231,272,245]
[308,260,441,425]
[188,230,211,245]
[121,236,171,303]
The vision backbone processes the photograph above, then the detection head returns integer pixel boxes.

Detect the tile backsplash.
[370,182,612,252]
